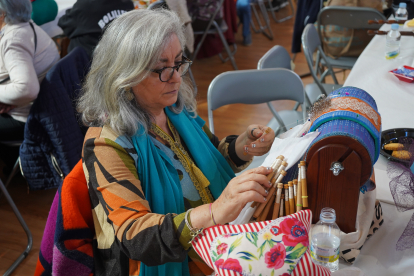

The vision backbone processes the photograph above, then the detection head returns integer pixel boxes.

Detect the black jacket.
[58,0,134,57]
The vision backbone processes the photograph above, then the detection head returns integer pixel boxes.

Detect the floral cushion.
[191,210,331,276]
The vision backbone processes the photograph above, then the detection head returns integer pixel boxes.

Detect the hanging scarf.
[131,108,235,276]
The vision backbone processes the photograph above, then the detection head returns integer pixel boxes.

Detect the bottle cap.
[399,2,407,8]
[391,23,400,31]
[320,207,336,223]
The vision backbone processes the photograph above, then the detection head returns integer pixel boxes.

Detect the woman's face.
[132,33,183,116]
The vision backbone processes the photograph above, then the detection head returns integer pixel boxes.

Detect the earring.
[124,88,134,101]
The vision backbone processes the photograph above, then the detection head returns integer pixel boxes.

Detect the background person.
[58,0,134,57]
[0,0,59,174]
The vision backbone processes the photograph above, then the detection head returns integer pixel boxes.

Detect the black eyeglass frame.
[149,56,193,82]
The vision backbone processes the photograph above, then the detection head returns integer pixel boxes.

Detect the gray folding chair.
[192,0,238,70]
[208,68,306,137]
[0,143,32,276]
[257,45,304,110]
[250,0,274,40]
[302,24,342,103]
[257,45,292,70]
[317,6,386,70]
[258,45,336,109]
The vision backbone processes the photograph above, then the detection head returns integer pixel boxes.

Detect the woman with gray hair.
[0,0,59,171]
[79,8,275,276]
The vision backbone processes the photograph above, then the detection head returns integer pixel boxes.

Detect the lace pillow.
[191,210,331,276]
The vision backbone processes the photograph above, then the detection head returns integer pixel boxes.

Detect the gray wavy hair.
[0,0,32,24]
[77,9,197,136]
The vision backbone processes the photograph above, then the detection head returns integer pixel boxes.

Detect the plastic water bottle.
[396,2,408,21]
[385,24,401,60]
[310,207,341,272]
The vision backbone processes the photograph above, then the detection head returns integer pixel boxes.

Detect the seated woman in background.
[0,0,59,172]
[78,9,275,276]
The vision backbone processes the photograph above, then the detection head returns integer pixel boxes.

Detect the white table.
[339,25,414,276]
[343,24,414,204]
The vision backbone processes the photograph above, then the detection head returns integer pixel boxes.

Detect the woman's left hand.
[235,125,275,161]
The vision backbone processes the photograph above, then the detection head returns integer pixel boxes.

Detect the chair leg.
[268,0,295,23]
[213,21,238,70]
[0,178,33,276]
[250,4,262,33]
[258,0,274,39]
[293,102,300,111]
[5,157,20,189]
[218,44,237,64]
[250,0,274,40]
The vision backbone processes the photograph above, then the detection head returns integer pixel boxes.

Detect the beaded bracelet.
[209,203,217,225]
[185,208,203,244]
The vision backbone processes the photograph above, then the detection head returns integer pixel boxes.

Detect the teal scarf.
[132,108,235,276]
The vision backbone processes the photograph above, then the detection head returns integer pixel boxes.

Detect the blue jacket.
[20,47,90,191]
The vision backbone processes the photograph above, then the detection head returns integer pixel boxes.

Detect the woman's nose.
[168,68,181,83]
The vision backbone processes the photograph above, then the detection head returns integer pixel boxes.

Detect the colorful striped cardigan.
[34,160,95,276]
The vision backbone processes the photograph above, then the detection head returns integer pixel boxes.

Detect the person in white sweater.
[0,0,59,172]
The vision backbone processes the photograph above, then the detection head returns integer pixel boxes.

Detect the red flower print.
[265,243,286,269]
[215,259,224,268]
[270,226,282,236]
[280,218,308,247]
[215,258,243,273]
[222,258,243,273]
[217,243,228,255]
[279,273,290,276]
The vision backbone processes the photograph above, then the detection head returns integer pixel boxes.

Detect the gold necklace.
[151,119,213,204]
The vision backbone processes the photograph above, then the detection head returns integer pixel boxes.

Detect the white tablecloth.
[343,24,414,204]
[340,25,414,275]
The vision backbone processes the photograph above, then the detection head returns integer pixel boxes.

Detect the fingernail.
[264,197,267,201]
[268,181,272,186]
[265,190,269,194]
[252,144,256,148]
[267,167,271,170]
[260,138,264,142]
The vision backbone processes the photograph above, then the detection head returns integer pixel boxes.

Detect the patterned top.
[82,120,252,276]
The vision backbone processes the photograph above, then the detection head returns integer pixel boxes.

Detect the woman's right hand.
[212,166,272,225]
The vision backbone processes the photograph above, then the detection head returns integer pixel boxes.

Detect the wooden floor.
[0,6,350,275]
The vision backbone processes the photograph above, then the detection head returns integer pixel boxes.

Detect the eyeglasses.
[149,56,192,82]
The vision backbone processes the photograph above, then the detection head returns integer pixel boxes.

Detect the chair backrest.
[20,47,90,190]
[302,23,338,96]
[207,68,305,133]
[317,6,386,32]
[257,45,291,70]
